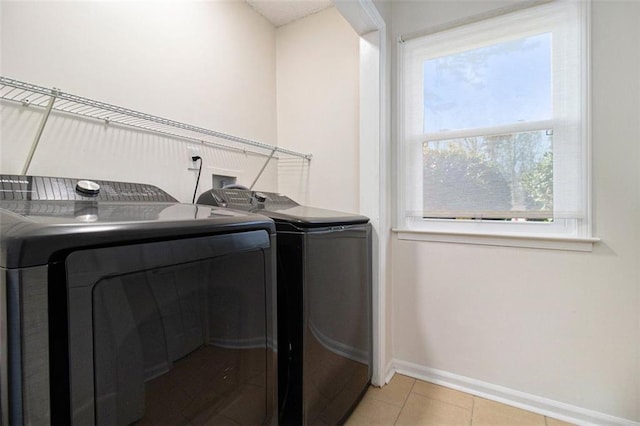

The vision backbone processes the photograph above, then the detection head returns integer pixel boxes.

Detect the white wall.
[0,0,278,201]
[389,1,640,423]
[275,7,360,213]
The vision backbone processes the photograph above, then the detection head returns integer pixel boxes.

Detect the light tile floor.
[346,375,575,426]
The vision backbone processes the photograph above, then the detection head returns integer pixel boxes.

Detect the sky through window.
[423,33,552,134]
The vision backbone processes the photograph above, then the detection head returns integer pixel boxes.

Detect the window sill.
[392,228,600,252]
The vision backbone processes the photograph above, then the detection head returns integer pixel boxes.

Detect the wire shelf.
[0,76,312,160]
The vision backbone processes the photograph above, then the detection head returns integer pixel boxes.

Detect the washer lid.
[263,205,369,228]
[197,188,369,228]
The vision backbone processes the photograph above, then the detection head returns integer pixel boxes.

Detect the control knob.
[253,192,267,203]
[76,180,100,196]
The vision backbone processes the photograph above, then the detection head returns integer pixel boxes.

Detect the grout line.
[404,379,417,406]
[470,396,476,426]
[412,390,476,414]
[392,379,416,426]
[391,402,403,426]
[409,378,478,414]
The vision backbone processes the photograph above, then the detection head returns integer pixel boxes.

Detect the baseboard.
[390,359,639,426]
[384,360,395,385]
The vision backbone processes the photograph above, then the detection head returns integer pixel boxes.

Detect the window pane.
[423,130,553,220]
[423,33,552,133]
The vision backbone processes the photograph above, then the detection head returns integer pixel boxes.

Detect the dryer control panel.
[198,189,298,211]
[0,175,177,202]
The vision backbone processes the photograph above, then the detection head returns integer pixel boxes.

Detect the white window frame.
[395,0,594,248]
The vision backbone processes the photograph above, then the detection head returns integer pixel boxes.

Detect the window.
[398,0,590,239]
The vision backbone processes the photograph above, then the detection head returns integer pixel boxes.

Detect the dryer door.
[55,230,275,426]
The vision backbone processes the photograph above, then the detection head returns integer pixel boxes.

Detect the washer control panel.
[0,175,177,202]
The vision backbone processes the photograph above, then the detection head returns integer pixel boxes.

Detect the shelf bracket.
[22,89,58,175]
[249,147,277,191]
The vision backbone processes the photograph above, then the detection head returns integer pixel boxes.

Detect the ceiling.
[246,0,334,27]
